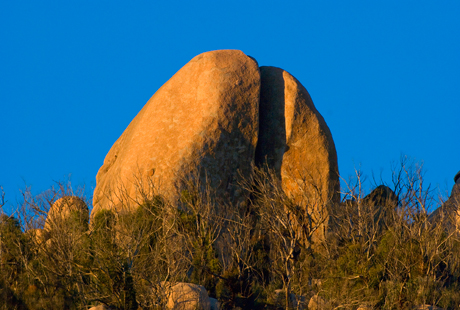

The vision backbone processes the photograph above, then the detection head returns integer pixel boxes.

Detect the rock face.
[166,282,211,310]
[333,185,397,239]
[92,50,339,236]
[44,196,89,231]
[256,66,339,242]
[93,50,260,215]
[429,171,460,231]
[364,185,398,224]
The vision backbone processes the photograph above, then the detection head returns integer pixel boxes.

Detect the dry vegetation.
[0,158,459,309]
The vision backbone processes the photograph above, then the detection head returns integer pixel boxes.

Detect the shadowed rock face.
[93,50,260,216]
[334,185,398,240]
[92,51,340,236]
[429,171,460,231]
[256,67,339,242]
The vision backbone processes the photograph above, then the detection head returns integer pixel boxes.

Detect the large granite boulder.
[92,50,340,241]
[93,50,260,215]
[256,66,339,242]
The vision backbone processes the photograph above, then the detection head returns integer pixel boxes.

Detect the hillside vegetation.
[1,158,459,310]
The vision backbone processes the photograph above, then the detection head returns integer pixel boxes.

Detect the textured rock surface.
[166,282,211,310]
[93,50,260,215]
[44,196,88,231]
[92,50,340,243]
[256,66,339,242]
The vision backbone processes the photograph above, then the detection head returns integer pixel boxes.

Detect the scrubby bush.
[1,158,460,309]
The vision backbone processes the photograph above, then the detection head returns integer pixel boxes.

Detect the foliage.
[0,158,459,309]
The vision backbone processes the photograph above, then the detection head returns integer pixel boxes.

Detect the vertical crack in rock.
[255,66,339,243]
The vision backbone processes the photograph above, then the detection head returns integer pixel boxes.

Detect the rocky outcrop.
[332,185,397,239]
[364,185,398,225]
[256,66,339,242]
[93,50,260,216]
[92,50,340,238]
[429,170,460,231]
[165,282,211,310]
[44,196,88,231]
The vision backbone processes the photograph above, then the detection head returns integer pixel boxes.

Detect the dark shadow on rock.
[255,66,288,177]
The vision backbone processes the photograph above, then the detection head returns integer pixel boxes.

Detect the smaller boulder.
[25,228,46,245]
[44,196,89,231]
[88,305,109,310]
[166,282,211,310]
[308,294,331,310]
[357,305,373,310]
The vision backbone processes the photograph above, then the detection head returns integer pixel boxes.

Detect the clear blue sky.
[1,1,459,212]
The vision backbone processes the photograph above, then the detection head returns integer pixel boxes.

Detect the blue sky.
[1,1,459,212]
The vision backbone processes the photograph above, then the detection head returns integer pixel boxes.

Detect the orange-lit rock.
[93,50,260,216]
[256,66,339,242]
[45,196,88,231]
